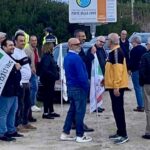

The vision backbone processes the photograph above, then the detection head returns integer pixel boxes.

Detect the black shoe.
[42,114,54,119]
[83,124,94,132]
[109,134,121,140]
[0,135,16,142]
[49,112,60,117]
[133,107,144,112]
[29,117,37,122]
[6,132,24,138]
[93,107,105,113]
[142,134,150,139]
[124,88,132,91]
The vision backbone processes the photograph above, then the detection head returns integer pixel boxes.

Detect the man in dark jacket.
[86,36,106,113]
[139,38,150,139]
[129,35,147,112]
[0,39,22,142]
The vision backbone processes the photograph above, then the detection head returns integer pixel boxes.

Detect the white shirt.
[12,47,31,84]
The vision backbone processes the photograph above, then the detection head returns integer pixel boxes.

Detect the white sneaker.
[60,133,76,141]
[76,135,92,143]
[31,105,41,112]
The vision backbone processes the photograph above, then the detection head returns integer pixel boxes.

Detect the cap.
[0,32,6,38]
[44,27,53,33]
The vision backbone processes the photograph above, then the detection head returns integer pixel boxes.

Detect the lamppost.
[131,0,135,24]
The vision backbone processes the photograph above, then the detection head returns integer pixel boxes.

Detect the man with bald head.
[86,36,107,112]
[60,38,92,143]
[105,33,129,144]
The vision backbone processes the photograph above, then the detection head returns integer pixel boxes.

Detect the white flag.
[57,44,68,101]
[0,49,16,95]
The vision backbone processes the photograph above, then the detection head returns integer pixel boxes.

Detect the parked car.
[37,42,93,103]
[129,32,150,50]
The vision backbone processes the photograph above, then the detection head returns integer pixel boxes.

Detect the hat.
[0,32,6,38]
[44,27,53,33]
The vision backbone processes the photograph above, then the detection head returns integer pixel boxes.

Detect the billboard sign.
[69,0,117,23]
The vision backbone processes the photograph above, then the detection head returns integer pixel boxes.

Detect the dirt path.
[0,79,149,150]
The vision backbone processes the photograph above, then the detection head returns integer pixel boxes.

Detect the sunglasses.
[99,40,105,44]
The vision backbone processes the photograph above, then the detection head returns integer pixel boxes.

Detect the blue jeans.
[63,87,87,137]
[30,74,38,106]
[0,96,18,137]
[131,71,144,107]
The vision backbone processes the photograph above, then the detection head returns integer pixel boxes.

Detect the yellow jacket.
[104,45,128,89]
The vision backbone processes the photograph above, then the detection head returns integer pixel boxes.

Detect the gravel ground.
[0,78,150,150]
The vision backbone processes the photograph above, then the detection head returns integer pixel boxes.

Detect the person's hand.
[91,46,97,54]
[32,68,36,74]
[113,88,120,97]
[100,79,104,86]
[15,63,21,70]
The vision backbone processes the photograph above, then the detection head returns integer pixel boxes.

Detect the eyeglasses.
[99,40,105,44]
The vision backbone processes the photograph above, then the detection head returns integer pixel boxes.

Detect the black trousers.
[15,83,31,126]
[109,89,127,137]
[42,82,55,114]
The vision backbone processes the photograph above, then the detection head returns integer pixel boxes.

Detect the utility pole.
[131,0,135,24]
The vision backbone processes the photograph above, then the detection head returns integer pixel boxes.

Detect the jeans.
[30,74,38,106]
[109,89,127,137]
[0,96,18,137]
[15,83,31,126]
[63,87,87,137]
[131,71,144,108]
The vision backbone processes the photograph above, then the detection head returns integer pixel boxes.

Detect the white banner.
[90,53,105,113]
[57,44,68,101]
[0,49,15,95]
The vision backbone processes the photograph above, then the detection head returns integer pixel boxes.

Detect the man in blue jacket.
[60,38,92,143]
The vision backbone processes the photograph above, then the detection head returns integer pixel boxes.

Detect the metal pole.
[131,0,135,25]
[90,24,97,39]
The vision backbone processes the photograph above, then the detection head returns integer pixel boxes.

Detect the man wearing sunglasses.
[60,38,92,143]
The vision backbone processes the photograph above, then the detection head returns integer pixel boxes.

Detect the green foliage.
[0,0,149,44]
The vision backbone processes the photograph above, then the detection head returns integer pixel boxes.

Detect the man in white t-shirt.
[12,33,36,132]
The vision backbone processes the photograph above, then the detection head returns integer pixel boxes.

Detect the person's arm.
[139,54,147,86]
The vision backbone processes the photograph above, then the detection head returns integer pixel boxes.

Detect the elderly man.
[129,36,147,112]
[60,38,92,143]
[73,29,94,132]
[105,33,129,144]
[86,36,107,113]
[139,37,150,139]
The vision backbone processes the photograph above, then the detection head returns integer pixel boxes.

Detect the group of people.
[0,27,150,145]
[0,27,59,142]
[60,29,150,144]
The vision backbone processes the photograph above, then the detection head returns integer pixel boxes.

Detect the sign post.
[69,0,117,38]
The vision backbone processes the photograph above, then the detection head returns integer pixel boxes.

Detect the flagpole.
[60,44,63,114]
